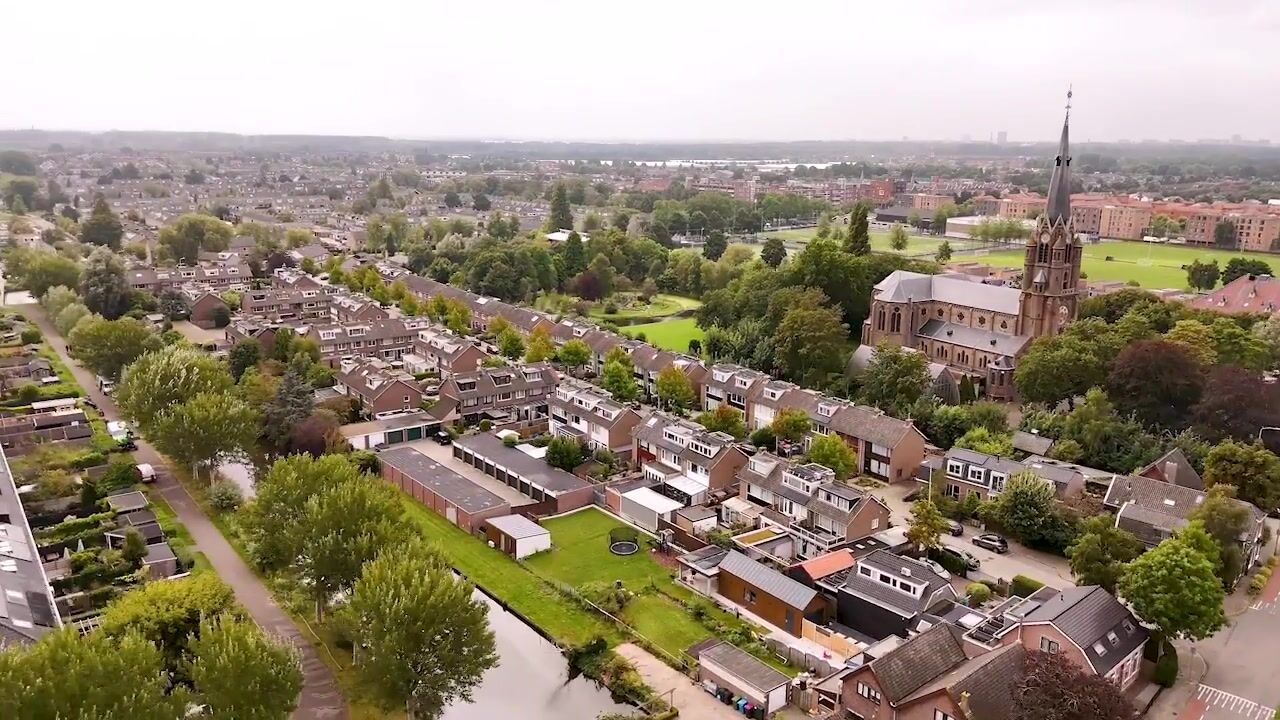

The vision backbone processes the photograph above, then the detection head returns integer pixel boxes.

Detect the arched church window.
[890,307,902,333]
[1000,320,1008,330]
[876,307,886,331]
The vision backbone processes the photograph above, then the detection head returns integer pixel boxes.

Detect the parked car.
[922,558,951,581]
[432,430,453,445]
[946,519,964,536]
[972,533,1010,553]
[939,546,980,571]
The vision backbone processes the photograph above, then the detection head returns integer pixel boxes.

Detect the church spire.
[1045,88,1072,224]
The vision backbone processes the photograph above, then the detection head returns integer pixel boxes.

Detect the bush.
[966,582,992,605]
[929,547,969,578]
[20,328,41,344]
[208,480,243,512]
[603,303,618,315]
[748,426,775,451]
[578,581,634,615]
[1153,645,1179,687]
[478,419,493,431]
[1248,560,1274,595]
[350,449,380,475]
[98,460,141,493]
[1010,574,1045,598]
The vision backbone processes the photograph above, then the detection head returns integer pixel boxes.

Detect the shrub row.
[1248,555,1278,596]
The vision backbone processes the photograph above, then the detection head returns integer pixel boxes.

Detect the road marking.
[1248,600,1277,614]
[1196,684,1274,720]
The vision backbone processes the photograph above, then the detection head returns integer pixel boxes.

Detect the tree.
[1193,366,1280,447]
[695,405,748,439]
[1186,259,1220,290]
[859,343,931,416]
[1066,515,1143,592]
[600,357,639,402]
[442,191,461,208]
[844,203,871,255]
[241,454,365,569]
[760,237,786,267]
[54,302,91,336]
[888,223,909,251]
[1213,220,1237,249]
[1011,650,1136,720]
[158,288,189,320]
[934,240,952,264]
[78,247,131,319]
[187,616,302,720]
[984,471,1067,548]
[229,339,261,381]
[263,366,313,450]
[79,194,124,249]
[293,476,411,620]
[471,193,491,211]
[116,344,233,432]
[906,499,948,553]
[805,434,857,480]
[1211,317,1269,370]
[0,629,185,720]
[1166,319,1217,366]
[1222,257,1272,285]
[153,392,259,482]
[158,213,233,264]
[561,231,587,279]
[1014,335,1107,408]
[559,338,591,373]
[773,305,848,386]
[497,327,524,359]
[546,436,585,471]
[656,365,695,412]
[703,230,727,261]
[771,407,811,444]
[545,183,574,232]
[954,426,1015,456]
[1119,526,1226,641]
[40,285,80,318]
[19,253,81,299]
[1104,339,1204,431]
[1188,485,1251,587]
[341,544,498,720]
[524,327,554,363]
[98,573,239,672]
[1202,439,1280,512]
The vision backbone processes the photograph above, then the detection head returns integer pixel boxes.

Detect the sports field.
[955,240,1280,289]
[760,228,981,256]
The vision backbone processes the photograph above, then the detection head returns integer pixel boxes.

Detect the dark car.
[939,546,980,571]
[432,430,453,445]
[946,519,964,537]
[972,533,1010,553]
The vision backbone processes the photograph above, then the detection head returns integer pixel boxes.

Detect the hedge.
[1153,644,1179,687]
[1010,574,1045,598]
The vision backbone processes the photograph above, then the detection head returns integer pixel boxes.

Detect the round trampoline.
[609,527,641,556]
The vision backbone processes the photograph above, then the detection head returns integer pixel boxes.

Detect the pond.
[445,589,632,720]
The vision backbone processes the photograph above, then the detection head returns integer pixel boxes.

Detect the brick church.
[860,103,1083,400]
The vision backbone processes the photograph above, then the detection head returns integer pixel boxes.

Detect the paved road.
[21,300,346,719]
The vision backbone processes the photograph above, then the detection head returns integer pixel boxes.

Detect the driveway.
[878,481,1075,587]
[616,642,743,720]
[18,299,346,719]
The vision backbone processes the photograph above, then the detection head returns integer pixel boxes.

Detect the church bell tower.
[1018,91,1083,338]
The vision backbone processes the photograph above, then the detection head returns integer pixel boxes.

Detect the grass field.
[955,240,1280,289]
[760,227,980,257]
[625,316,704,353]
[588,293,701,321]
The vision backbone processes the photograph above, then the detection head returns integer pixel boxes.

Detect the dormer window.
[946,460,964,477]
[967,466,985,483]
[818,403,836,418]
[493,374,512,387]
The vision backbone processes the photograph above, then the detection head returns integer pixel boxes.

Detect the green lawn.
[625,317,704,353]
[399,499,618,647]
[589,293,702,321]
[761,228,979,257]
[956,240,1280,289]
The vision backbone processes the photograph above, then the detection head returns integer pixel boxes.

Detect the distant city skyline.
[3,1,1277,143]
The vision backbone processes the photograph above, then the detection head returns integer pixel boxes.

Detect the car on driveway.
[939,546,980,571]
[922,558,951,581]
[432,430,453,445]
[946,519,964,536]
[972,533,1010,553]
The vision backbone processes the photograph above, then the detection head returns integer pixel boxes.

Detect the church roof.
[874,271,1021,316]
[1045,97,1073,224]
[916,320,1032,357]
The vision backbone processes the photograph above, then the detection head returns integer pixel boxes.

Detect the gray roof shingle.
[1022,586,1148,675]
[718,551,817,610]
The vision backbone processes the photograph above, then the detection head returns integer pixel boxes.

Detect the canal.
[445,590,632,720]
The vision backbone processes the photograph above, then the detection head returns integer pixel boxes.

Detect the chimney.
[1164,461,1178,485]
[958,690,972,716]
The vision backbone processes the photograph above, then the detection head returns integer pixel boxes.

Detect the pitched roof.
[874,270,1022,316]
[1136,448,1204,490]
[898,643,1025,720]
[869,623,968,703]
[841,550,956,617]
[718,551,818,610]
[1021,586,1147,675]
[1104,474,1261,547]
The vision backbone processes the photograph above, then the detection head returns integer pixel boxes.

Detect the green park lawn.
[625,317,704,353]
[588,293,701,321]
[956,240,1280,289]
[761,228,979,257]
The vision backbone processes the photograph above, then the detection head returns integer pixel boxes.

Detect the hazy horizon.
[5,0,1277,144]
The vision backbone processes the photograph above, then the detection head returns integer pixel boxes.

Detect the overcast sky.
[5,1,1277,143]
